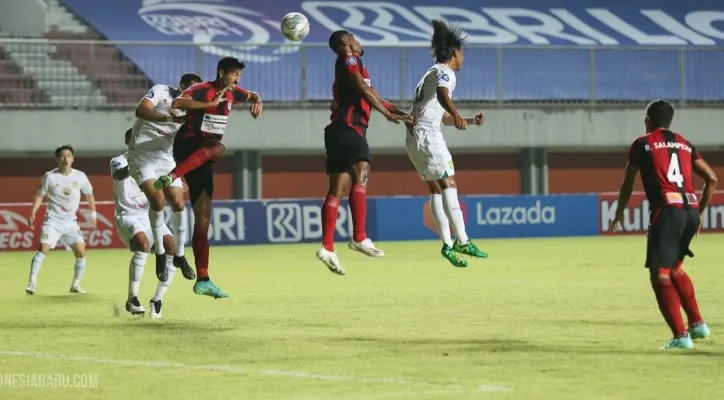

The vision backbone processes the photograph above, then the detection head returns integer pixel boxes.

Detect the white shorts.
[115,214,171,251]
[40,220,84,248]
[405,128,455,181]
[127,148,183,188]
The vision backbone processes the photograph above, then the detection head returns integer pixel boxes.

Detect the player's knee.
[439,177,457,190]
[148,190,166,210]
[36,243,50,254]
[655,268,673,286]
[132,234,151,253]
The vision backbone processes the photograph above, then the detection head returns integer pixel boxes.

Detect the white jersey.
[110,154,149,218]
[37,168,93,223]
[128,84,184,151]
[409,63,457,137]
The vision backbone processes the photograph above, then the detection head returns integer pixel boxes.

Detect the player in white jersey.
[406,20,488,268]
[112,130,176,318]
[26,145,96,295]
[128,73,202,283]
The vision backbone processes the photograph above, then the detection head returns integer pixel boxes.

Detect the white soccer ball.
[280,12,310,42]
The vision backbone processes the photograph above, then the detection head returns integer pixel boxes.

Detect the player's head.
[54,144,75,169]
[178,72,203,91]
[124,128,132,146]
[329,30,364,57]
[645,99,675,132]
[216,57,245,86]
[430,19,467,71]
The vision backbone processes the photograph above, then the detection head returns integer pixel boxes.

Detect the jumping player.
[113,129,177,318]
[155,56,263,298]
[610,100,717,349]
[128,73,202,283]
[406,20,488,268]
[26,144,96,295]
[316,30,413,275]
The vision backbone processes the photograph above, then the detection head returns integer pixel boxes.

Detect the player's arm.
[437,87,468,130]
[232,86,263,119]
[442,111,485,126]
[136,86,182,123]
[28,174,49,226]
[81,176,97,228]
[345,65,411,124]
[172,87,227,111]
[613,162,639,218]
[370,87,405,116]
[692,155,718,213]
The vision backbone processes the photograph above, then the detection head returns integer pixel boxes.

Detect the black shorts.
[324,124,370,174]
[645,206,699,269]
[173,135,216,205]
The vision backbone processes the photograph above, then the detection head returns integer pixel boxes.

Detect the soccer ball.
[280,12,310,42]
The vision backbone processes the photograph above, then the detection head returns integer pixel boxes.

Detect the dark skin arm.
[609,162,639,231]
[693,158,718,234]
[172,87,229,111]
[135,99,184,123]
[437,87,466,130]
[349,70,413,124]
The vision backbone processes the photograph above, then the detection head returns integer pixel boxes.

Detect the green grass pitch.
[0,235,722,399]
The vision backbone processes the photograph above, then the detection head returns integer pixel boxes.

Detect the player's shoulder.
[630,134,649,146]
[70,168,89,179]
[433,64,455,82]
[42,168,59,179]
[186,81,211,92]
[110,153,127,166]
[339,53,360,67]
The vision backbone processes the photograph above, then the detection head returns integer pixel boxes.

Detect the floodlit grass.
[0,235,723,399]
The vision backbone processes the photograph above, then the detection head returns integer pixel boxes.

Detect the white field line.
[0,350,512,393]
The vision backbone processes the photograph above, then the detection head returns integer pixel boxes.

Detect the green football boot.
[441,244,468,268]
[452,240,489,259]
[193,280,228,299]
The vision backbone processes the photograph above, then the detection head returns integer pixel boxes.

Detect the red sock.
[671,263,703,325]
[192,226,210,279]
[171,143,222,180]
[651,268,687,337]
[321,195,339,252]
[349,184,367,242]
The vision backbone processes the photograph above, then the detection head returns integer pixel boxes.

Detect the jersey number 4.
[667,153,684,188]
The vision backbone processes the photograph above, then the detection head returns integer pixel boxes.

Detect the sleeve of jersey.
[232,86,249,104]
[37,173,50,196]
[81,174,93,195]
[689,142,702,161]
[436,69,455,90]
[142,85,163,107]
[627,139,642,166]
[343,55,361,74]
[181,86,201,101]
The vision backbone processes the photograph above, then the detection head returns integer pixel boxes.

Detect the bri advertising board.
[1,192,722,250]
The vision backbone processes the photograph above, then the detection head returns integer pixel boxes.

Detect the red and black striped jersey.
[328,53,371,135]
[628,128,702,210]
[177,81,249,140]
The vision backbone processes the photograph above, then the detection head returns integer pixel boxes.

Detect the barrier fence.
[1,191,723,251]
[1,40,724,107]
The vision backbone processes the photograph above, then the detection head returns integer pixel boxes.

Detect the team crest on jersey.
[346,56,357,66]
[441,74,450,82]
[72,182,78,188]
[146,89,154,98]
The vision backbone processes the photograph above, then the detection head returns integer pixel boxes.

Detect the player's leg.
[162,167,195,280]
[316,130,352,275]
[124,224,151,316]
[131,151,170,282]
[672,209,709,339]
[149,228,177,318]
[26,224,57,294]
[68,237,87,294]
[187,164,228,299]
[347,159,385,257]
[155,139,225,189]
[647,208,692,349]
[425,180,467,267]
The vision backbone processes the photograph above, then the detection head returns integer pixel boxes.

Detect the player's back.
[110,154,149,218]
[410,64,456,133]
[329,54,371,130]
[630,128,700,210]
[130,84,182,150]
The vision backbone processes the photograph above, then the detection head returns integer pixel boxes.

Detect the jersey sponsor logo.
[266,202,352,243]
[137,0,301,63]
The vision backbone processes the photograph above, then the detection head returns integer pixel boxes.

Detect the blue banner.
[60,0,724,101]
[164,194,597,246]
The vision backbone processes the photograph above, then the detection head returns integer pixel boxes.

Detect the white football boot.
[316,247,346,275]
[348,238,384,257]
[149,299,163,319]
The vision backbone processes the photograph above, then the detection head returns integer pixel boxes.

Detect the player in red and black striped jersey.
[154,56,263,299]
[316,30,414,275]
[611,100,718,349]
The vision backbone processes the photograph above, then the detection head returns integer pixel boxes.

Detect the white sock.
[152,255,176,302]
[29,251,46,285]
[149,209,166,255]
[128,251,148,300]
[442,188,469,244]
[72,257,86,288]
[171,210,187,257]
[430,194,454,247]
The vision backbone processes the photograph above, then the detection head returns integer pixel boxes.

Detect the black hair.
[54,144,74,158]
[328,30,351,51]
[125,128,132,145]
[217,57,245,74]
[430,19,467,63]
[179,72,203,88]
[646,99,675,129]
